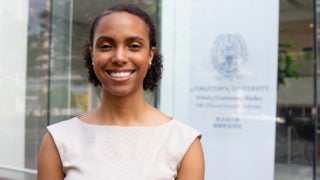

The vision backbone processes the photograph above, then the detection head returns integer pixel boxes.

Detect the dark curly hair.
[83,3,162,91]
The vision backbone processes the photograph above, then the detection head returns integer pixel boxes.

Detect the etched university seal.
[211,33,248,77]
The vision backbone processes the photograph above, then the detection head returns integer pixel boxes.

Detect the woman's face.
[91,12,155,97]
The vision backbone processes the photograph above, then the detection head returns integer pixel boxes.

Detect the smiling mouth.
[107,71,135,78]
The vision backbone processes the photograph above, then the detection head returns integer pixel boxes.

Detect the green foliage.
[278,43,303,86]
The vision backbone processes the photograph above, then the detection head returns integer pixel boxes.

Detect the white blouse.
[48,117,201,180]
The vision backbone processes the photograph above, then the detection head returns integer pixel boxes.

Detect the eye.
[128,43,142,51]
[99,43,113,51]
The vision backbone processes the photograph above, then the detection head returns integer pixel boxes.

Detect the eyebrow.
[95,36,115,44]
[126,36,145,43]
[95,36,146,44]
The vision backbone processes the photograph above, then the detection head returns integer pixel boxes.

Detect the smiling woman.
[37,3,205,180]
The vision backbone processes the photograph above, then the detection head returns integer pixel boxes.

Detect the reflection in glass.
[275,0,318,179]
[25,0,51,169]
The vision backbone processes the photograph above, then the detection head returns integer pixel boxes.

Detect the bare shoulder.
[177,137,205,180]
[37,132,64,180]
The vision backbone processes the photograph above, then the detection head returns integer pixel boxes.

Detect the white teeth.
[110,71,131,78]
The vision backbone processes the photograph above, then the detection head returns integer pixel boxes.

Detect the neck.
[97,90,150,126]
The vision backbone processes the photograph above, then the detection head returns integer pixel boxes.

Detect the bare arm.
[177,138,205,180]
[37,132,64,180]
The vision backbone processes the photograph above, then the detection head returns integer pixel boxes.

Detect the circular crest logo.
[211,33,248,77]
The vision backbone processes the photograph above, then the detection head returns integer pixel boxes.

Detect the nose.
[112,47,127,65]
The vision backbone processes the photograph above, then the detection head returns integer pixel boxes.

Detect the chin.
[105,86,141,97]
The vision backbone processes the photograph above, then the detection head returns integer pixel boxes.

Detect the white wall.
[0,0,29,167]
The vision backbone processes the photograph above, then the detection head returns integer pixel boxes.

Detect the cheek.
[140,56,151,71]
[92,52,110,64]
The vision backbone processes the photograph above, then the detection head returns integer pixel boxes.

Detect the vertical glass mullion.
[314,0,319,179]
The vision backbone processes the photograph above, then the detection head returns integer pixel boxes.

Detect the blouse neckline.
[75,116,175,129]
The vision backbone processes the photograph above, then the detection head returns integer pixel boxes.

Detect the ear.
[148,47,156,63]
[90,46,93,59]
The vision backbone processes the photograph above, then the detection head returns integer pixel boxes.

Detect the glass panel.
[49,0,74,124]
[275,0,315,179]
[0,0,41,177]
[25,0,51,169]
